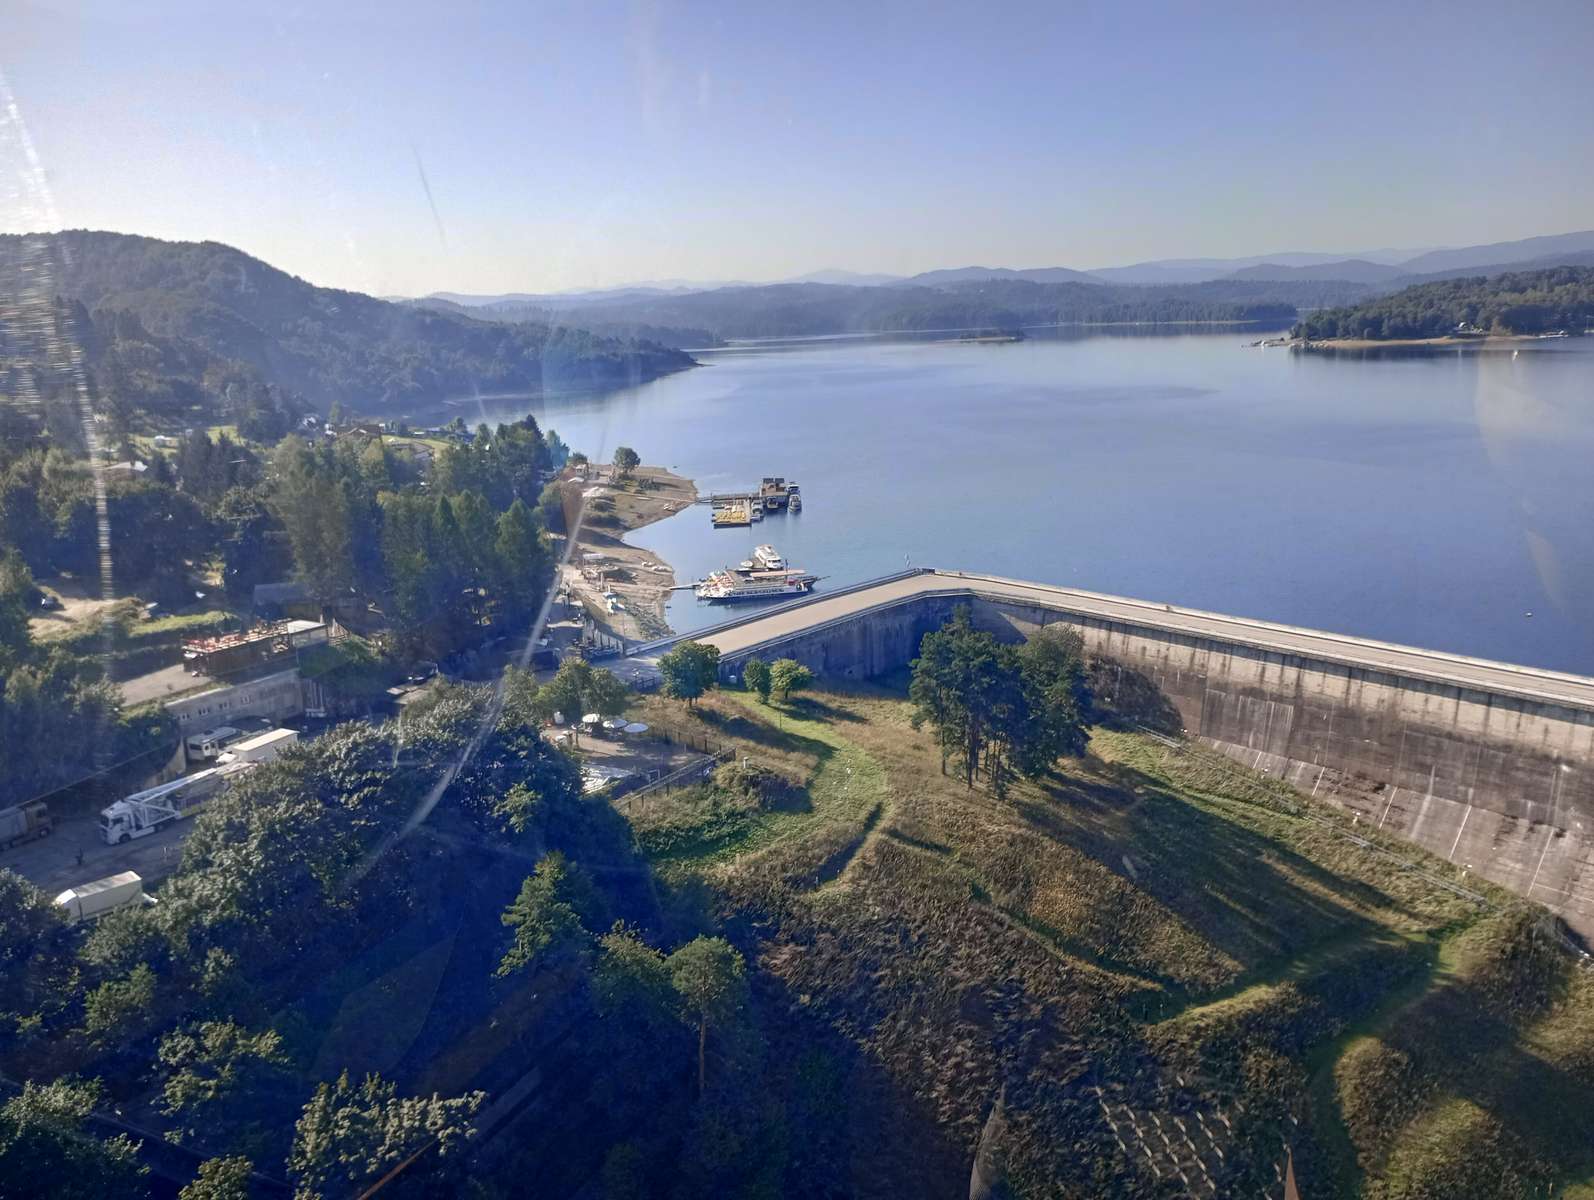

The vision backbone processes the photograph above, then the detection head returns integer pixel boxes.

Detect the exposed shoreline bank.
[558,464,695,644]
[1296,333,1560,351]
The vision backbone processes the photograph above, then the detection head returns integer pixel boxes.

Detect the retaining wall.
[707,582,1594,941]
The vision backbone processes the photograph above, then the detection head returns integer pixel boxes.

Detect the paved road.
[120,661,207,706]
[684,570,1594,711]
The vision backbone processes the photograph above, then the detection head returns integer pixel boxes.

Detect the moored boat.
[696,566,818,602]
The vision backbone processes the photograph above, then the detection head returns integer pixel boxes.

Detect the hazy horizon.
[7,0,1593,297]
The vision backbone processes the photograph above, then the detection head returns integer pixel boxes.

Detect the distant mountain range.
[428,228,1594,305]
[10,226,1591,430]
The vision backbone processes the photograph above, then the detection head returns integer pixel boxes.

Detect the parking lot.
[1,809,191,898]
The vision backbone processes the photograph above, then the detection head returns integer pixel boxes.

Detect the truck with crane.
[99,728,300,843]
[98,767,231,844]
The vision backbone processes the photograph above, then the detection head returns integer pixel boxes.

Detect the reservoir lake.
[462,329,1594,674]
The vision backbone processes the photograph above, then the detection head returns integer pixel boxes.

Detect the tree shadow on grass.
[785,695,866,723]
[1380,973,1594,1178]
[692,704,839,765]
[1005,763,1425,977]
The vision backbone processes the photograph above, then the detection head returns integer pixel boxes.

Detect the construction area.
[181,618,331,676]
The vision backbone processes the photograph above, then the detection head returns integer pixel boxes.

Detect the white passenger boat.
[696,566,817,602]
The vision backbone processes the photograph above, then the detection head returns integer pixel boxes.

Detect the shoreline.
[559,464,696,644]
[1297,333,1554,351]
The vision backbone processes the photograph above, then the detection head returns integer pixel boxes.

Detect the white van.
[185,726,240,760]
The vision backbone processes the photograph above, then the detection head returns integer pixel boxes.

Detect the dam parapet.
[640,569,1594,942]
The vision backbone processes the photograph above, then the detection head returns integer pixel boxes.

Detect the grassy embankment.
[625,682,1594,1199]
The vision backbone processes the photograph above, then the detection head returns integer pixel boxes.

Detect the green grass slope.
[629,684,1594,1199]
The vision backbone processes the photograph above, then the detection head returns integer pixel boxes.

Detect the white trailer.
[217,728,298,766]
[99,768,227,844]
[54,871,148,924]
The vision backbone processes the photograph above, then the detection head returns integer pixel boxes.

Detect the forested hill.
[443,277,1331,342]
[1292,266,1594,341]
[0,231,696,413]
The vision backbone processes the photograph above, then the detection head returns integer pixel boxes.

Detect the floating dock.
[708,477,803,526]
[711,500,753,527]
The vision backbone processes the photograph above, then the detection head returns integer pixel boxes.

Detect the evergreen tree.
[667,937,747,1096]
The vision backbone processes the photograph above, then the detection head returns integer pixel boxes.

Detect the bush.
[712,761,802,811]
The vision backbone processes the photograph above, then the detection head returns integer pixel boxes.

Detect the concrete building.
[164,668,306,735]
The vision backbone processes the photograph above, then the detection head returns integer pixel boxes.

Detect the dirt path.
[29,576,123,643]
[560,464,695,643]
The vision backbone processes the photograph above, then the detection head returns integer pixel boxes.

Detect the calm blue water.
[460,330,1594,674]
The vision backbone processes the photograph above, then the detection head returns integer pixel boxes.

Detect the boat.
[696,566,818,603]
[734,545,787,573]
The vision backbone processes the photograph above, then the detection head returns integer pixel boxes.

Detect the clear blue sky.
[7,0,1593,295]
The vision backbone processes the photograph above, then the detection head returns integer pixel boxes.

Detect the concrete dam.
[640,569,1594,942]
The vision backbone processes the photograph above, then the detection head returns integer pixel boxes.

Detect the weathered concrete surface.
[679,570,1594,941]
[163,668,306,735]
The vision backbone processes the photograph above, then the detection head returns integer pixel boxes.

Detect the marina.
[708,476,803,527]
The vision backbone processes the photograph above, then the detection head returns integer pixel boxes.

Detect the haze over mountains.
[430,228,1594,305]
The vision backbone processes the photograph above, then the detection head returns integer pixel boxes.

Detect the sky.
[6,0,1594,296]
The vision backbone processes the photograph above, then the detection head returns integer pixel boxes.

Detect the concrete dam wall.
[696,572,1594,941]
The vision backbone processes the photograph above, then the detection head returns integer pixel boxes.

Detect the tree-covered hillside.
[518,277,1324,341]
[1293,266,1594,341]
[0,232,696,413]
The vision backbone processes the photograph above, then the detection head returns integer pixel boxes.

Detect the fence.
[643,723,732,757]
[610,747,732,815]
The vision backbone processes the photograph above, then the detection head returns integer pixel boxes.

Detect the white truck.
[185,726,241,761]
[217,728,298,766]
[0,801,53,849]
[54,871,149,924]
[99,768,228,844]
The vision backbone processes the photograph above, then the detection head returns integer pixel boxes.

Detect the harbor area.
[708,476,802,526]
[556,464,696,644]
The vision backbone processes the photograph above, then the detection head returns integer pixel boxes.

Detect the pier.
[705,476,803,522]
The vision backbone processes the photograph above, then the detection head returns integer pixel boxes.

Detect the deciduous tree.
[741,658,771,704]
[179,1156,254,1200]
[288,1072,483,1200]
[659,641,720,707]
[769,658,812,702]
[0,1078,146,1200]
